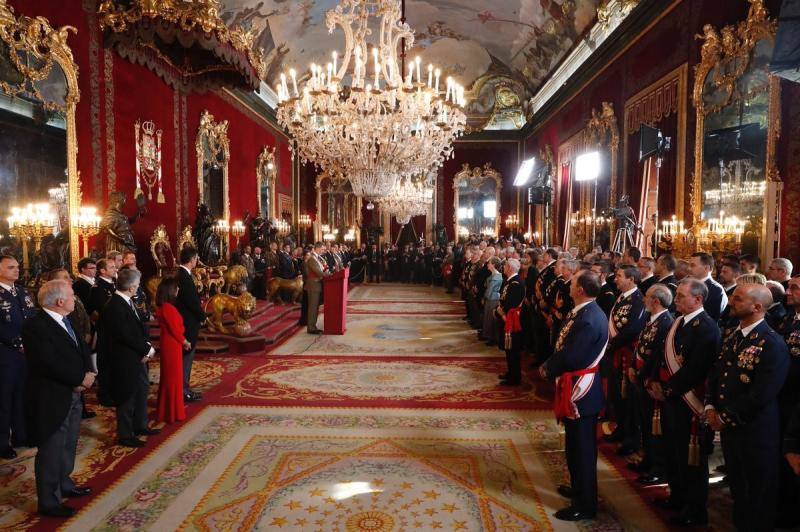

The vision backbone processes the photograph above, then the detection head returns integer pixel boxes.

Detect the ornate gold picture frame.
[196,110,230,220]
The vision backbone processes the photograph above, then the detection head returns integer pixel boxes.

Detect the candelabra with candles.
[230,220,246,249]
[71,206,102,257]
[524,231,542,246]
[697,210,746,253]
[8,203,57,276]
[344,227,356,243]
[505,214,518,235]
[298,214,312,245]
[213,219,230,261]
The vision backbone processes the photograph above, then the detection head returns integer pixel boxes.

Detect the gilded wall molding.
[82,0,103,202]
[103,48,116,196]
[0,0,82,271]
[195,110,230,220]
[453,162,503,239]
[173,89,181,235]
[256,145,277,219]
[622,63,688,218]
[180,94,189,226]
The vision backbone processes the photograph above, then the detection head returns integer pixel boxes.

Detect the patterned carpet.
[2,284,703,531]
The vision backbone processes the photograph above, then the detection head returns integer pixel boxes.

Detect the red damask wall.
[524,0,789,250]
[10,0,293,275]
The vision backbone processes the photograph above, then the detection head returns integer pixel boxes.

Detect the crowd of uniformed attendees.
[449,236,800,529]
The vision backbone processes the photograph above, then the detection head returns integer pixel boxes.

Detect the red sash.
[504,306,523,349]
[554,366,599,420]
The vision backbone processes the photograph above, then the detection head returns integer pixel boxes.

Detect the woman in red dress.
[156,278,191,423]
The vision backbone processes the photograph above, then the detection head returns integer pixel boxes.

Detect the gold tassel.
[134,187,144,199]
[157,190,165,204]
[688,434,700,466]
[651,406,662,436]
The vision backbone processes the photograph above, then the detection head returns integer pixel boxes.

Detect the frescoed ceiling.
[219,0,602,130]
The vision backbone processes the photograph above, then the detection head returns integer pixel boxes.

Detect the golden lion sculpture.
[204,290,257,336]
[223,264,249,293]
[267,276,303,304]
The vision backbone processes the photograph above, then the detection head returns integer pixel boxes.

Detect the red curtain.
[557,163,571,247]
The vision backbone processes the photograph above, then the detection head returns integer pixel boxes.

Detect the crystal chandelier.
[275,0,466,200]
[381,176,434,225]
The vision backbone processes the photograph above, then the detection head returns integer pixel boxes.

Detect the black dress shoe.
[64,486,92,497]
[82,410,96,419]
[184,393,201,403]
[307,329,323,335]
[616,445,636,456]
[652,497,679,511]
[39,505,76,518]
[118,437,145,448]
[669,514,707,527]
[0,448,17,460]
[498,379,521,387]
[637,474,663,485]
[135,428,161,436]
[557,485,575,498]
[554,506,595,521]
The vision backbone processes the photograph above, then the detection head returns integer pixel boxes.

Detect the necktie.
[129,299,139,319]
[62,316,77,344]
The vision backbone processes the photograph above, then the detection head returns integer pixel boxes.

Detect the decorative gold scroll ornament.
[256,145,277,219]
[584,101,619,201]
[135,120,164,203]
[597,0,640,29]
[690,0,779,225]
[0,0,77,112]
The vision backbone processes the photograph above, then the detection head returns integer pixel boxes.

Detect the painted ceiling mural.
[219,0,601,130]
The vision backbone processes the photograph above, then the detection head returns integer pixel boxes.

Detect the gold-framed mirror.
[453,162,502,241]
[0,0,80,273]
[256,145,276,220]
[196,110,229,221]
[692,0,780,262]
[315,171,361,244]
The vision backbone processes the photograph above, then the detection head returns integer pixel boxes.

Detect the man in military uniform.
[765,281,787,330]
[648,278,721,527]
[551,259,578,339]
[0,255,36,459]
[540,270,608,521]
[777,277,800,527]
[706,283,788,531]
[277,243,296,279]
[655,254,678,301]
[495,259,525,386]
[719,260,742,329]
[606,265,646,453]
[632,284,674,485]
[638,257,658,295]
[532,248,558,363]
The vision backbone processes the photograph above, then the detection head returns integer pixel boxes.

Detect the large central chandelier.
[381,177,434,225]
[275,0,466,200]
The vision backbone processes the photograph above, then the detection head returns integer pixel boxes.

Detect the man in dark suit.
[88,258,116,320]
[175,247,205,403]
[0,255,37,459]
[637,256,658,296]
[719,260,741,329]
[252,246,267,299]
[707,283,789,531]
[607,265,646,452]
[541,270,608,521]
[655,254,678,300]
[649,278,721,527]
[689,252,727,322]
[23,280,95,518]
[632,284,674,485]
[100,269,158,448]
[495,258,525,386]
[590,260,617,317]
[277,243,296,279]
[72,257,96,309]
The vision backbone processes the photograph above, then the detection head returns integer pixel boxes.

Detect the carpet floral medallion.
[271,315,502,358]
[65,407,664,532]
[0,356,242,532]
[228,357,552,408]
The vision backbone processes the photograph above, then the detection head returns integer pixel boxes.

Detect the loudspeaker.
[771,0,800,82]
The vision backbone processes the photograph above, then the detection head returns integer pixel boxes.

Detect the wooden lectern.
[323,267,349,334]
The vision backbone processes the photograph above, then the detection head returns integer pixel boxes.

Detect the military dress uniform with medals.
[0,282,37,456]
[657,308,720,525]
[635,310,674,480]
[606,288,646,447]
[707,321,789,531]
[777,312,800,526]
[543,300,609,518]
[495,273,525,384]
[596,280,618,317]
[533,261,557,359]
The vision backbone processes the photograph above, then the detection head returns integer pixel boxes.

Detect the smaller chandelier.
[382,177,434,226]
